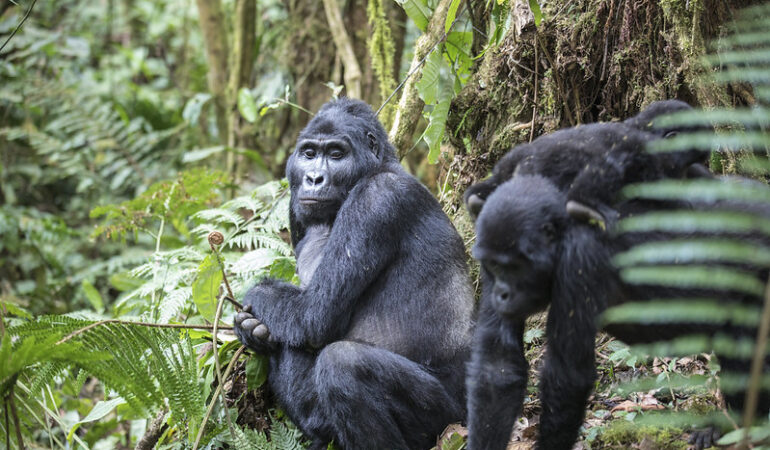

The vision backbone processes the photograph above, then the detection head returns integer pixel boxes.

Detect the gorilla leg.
[270,341,464,450]
[267,348,335,448]
[537,307,598,450]
[313,341,464,449]
[466,301,528,450]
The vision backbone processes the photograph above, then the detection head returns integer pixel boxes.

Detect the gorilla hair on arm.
[233,98,475,450]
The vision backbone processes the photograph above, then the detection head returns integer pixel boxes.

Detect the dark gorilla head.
[287,99,397,229]
[472,175,566,317]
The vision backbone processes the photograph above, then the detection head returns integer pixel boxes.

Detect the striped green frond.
[602,300,760,328]
[619,211,770,235]
[614,239,770,267]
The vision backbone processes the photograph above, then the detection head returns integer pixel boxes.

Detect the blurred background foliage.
[1,0,769,448]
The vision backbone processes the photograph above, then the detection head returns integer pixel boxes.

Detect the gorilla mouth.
[299,197,332,205]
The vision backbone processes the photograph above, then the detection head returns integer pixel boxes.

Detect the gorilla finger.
[240,318,260,333]
[252,324,270,340]
[243,304,252,313]
[235,311,253,326]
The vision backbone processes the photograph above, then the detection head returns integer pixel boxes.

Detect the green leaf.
[717,427,770,446]
[238,88,259,123]
[182,146,226,163]
[398,0,430,32]
[623,179,770,204]
[445,0,462,33]
[246,355,269,390]
[614,239,770,267]
[81,279,104,311]
[0,301,31,319]
[109,273,144,292]
[416,47,443,105]
[528,0,543,26]
[620,265,765,297]
[67,398,127,441]
[192,254,223,323]
[619,211,770,236]
[424,91,452,164]
[182,93,212,124]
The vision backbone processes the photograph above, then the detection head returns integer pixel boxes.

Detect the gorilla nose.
[305,171,325,187]
[493,282,510,303]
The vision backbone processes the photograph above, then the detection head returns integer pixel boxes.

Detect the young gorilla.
[467,172,770,450]
[463,100,711,218]
[233,99,475,450]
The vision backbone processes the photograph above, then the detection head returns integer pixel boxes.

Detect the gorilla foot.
[687,427,720,450]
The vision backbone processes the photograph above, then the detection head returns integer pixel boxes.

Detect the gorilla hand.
[234,304,274,353]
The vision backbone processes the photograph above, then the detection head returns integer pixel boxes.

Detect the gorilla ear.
[566,200,606,231]
[367,132,379,157]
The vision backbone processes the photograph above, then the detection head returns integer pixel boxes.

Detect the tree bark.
[196,0,230,143]
[441,0,748,214]
[228,0,257,178]
[388,0,453,159]
[322,0,362,99]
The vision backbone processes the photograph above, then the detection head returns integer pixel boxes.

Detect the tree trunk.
[323,0,362,99]
[196,0,230,144]
[228,0,257,179]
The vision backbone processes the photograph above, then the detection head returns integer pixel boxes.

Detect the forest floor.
[435,315,723,450]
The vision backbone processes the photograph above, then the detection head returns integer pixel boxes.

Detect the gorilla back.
[234,99,474,450]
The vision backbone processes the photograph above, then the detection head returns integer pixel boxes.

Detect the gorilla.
[466,170,770,450]
[233,98,475,450]
[463,99,711,218]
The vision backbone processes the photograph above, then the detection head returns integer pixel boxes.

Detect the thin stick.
[207,231,239,441]
[530,32,539,142]
[192,345,246,450]
[740,278,770,447]
[4,398,10,450]
[212,292,237,441]
[56,320,232,345]
[208,232,242,310]
[8,386,25,450]
[0,0,37,54]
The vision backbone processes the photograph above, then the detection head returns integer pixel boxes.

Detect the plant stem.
[192,345,246,450]
[56,320,232,345]
[740,278,770,447]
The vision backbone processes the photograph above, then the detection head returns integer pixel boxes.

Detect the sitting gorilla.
[466,171,770,450]
[233,99,475,450]
[463,100,711,218]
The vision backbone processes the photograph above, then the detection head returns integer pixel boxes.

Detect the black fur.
[463,100,711,218]
[233,99,475,449]
[466,173,770,450]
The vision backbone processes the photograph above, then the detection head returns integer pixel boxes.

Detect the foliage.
[601,2,770,441]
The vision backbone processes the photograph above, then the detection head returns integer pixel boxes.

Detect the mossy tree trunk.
[195,0,230,144]
[440,0,756,217]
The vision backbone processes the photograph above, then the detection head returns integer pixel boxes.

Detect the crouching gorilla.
[466,173,770,449]
[463,100,711,218]
[233,99,475,450]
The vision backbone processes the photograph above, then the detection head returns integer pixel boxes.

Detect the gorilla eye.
[542,223,556,241]
[302,148,316,158]
[329,148,345,159]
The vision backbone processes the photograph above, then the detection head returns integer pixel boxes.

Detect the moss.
[597,420,687,449]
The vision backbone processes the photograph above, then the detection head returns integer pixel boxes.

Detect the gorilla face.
[472,175,566,317]
[286,100,394,226]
